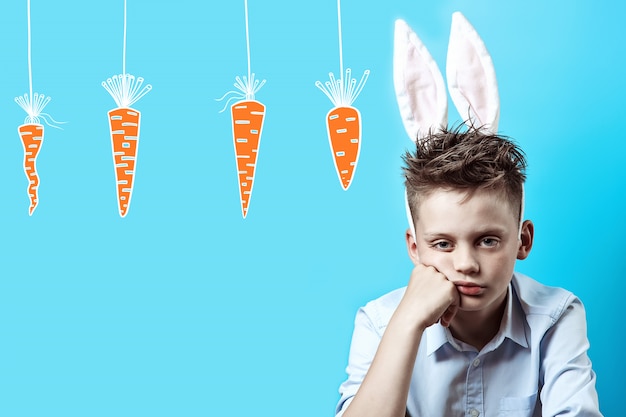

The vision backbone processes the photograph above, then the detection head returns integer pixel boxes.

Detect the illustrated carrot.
[316,0,370,190]
[14,94,62,216]
[218,0,267,218]
[102,75,151,217]
[316,69,369,190]
[231,99,266,218]
[102,1,152,217]
[17,123,44,215]
[326,106,361,190]
[220,77,266,219]
[14,1,63,215]
[107,107,141,217]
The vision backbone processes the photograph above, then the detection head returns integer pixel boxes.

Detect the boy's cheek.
[417,250,448,274]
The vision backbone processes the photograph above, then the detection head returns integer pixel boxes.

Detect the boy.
[335,127,602,417]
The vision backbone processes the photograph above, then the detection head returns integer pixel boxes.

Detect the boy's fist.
[398,264,460,331]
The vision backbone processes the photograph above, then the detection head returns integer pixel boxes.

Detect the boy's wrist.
[391,304,430,338]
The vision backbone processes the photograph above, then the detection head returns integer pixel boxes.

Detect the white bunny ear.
[446,12,500,133]
[393,19,448,143]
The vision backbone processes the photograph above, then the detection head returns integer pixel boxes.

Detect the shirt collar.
[491,283,529,349]
[425,282,529,355]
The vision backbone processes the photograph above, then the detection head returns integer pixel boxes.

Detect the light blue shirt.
[336,273,602,417]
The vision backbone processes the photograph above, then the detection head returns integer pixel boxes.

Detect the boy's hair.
[403,125,527,222]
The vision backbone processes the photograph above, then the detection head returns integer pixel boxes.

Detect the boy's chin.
[457,291,507,315]
[457,298,486,312]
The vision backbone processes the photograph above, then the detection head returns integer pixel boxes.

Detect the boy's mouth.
[454,282,485,296]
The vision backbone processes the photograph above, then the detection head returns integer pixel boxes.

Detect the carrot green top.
[217,73,266,112]
[102,73,152,109]
[15,92,64,127]
[316,68,369,108]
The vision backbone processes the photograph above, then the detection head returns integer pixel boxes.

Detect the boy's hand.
[340,264,460,417]
[398,264,460,331]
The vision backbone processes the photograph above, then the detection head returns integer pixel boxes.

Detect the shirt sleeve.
[539,297,603,416]
[335,306,384,417]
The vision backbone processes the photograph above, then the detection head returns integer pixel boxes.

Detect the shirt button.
[469,409,480,417]
[473,358,481,367]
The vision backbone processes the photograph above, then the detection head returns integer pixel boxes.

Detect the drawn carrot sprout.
[102,73,152,109]
[316,68,369,108]
[219,73,266,109]
[15,93,58,126]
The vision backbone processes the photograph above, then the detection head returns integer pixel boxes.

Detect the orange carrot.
[316,0,369,190]
[108,107,141,217]
[231,99,266,218]
[101,0,152,217]
[316,69,369,190]
[326,105,361,190]
[219,0,267,218]
[18,123,44,216]
[15,2,65,215]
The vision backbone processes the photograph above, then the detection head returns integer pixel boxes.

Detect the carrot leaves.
[102,73,152,109]
[316,68,369,108]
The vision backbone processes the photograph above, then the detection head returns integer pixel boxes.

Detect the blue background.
[0,1,623,416]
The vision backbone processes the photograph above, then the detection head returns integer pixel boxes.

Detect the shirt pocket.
[498,392,538,417]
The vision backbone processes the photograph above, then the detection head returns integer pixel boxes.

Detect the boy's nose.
[453,247,479,274]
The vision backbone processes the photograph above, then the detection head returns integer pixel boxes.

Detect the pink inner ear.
[406,45,441,136]
[447,12,500,133]
[453,36,489,127]
[394,19,447,142]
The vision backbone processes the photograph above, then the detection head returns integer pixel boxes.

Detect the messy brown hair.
[403,125,527,222]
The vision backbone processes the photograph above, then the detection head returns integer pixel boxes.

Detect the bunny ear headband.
[394,12,524,240]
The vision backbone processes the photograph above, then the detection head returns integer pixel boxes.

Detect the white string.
[123,0,127,75]
[216,0,265,106]
[16,0,64,127]
[316,0,369,108]
[337,0,343,78]
[102,0,152,108]
[245,0,251,84]
[27,0,32,102]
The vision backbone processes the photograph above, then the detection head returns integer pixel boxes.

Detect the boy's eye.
[432,241,452,250]
[480,238,499,247]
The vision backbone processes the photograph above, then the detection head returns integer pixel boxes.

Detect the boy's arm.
[337,264,459,417]
[539,298,603,416]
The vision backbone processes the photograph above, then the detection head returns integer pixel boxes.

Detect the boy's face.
[408,187,533,317]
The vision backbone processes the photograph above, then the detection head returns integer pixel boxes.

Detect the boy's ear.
[517,220,534,260]
[405,228,420,265]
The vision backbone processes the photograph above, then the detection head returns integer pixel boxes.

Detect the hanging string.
[337,0,344,78]
[123,0,127,75]
[245,0,251,84]
[27,0,33,103]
